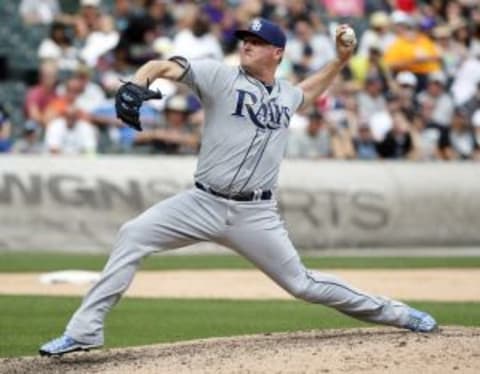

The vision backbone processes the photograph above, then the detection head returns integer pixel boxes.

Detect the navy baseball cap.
[235,18,286,49]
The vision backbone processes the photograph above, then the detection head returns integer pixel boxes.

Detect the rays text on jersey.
[231,89,291,130]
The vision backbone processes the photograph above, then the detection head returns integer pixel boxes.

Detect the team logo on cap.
[251,19,262,31]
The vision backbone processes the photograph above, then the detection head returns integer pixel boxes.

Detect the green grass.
[1,252,480,272]
[0,295,479,358]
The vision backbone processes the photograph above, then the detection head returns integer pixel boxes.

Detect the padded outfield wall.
[1,156,479,252]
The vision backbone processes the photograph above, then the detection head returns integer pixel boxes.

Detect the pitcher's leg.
[224,217,413,329]
[65,190,220,345]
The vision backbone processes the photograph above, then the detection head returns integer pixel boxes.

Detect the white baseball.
[340,27,356,46]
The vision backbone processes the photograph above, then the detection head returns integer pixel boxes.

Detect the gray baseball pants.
[65,188,410,345]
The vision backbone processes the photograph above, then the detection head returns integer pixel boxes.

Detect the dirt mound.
[1,327,479,374]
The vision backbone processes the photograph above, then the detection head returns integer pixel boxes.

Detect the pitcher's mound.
[2,327,480,374]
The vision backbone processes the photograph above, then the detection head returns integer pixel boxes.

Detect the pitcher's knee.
[285,280,315,302]
[116,219,148,249]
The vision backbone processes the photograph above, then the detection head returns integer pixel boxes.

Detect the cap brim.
[234,30,270,44]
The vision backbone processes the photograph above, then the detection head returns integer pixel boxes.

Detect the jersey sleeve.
[178,58,232,103]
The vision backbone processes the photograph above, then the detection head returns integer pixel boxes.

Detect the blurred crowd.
[1,0,479,160]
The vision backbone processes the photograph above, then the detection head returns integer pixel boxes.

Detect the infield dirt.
[0,269,479,301]
[1,327,479,373]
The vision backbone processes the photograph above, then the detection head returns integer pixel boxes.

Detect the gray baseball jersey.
[64,59,415,345]
[181,59,303,194]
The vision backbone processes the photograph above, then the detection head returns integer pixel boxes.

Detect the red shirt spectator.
[322,0,364,17]
[24,60,59,126]
[395,0,416,13]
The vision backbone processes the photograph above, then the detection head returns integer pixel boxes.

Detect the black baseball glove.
[115,81,163,131]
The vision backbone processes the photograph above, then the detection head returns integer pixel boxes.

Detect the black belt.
[195,182,272,201]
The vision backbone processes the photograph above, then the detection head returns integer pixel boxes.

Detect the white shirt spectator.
[79,16,120,67]
[357,91,387,122]
[369,110,392,142]
[417,91,454,127]
[287,128,331,158]
[45,117,97,154]
[286,33,335,71]
[38,39,79,71]
[75,82,107,113]
[451,56,480,105]
[20,0,60,24]
[416,127,441,161]
[57,79,107,113]
[171,29,223,60]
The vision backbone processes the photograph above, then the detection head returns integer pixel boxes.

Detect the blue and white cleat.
[39,335,101,356]
[405,307,438,332]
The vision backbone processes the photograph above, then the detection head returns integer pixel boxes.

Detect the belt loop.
[253,189,261,201]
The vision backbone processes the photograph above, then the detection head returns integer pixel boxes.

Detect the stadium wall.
[1,156,479,252]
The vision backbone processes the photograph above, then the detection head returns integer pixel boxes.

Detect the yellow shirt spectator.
[384,33,441,74]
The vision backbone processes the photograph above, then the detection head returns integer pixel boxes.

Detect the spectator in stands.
[330,120,356,159]
[377,109,415,159]
[11,120,43,154]
[233,0,262,29]
[112,0,135,33]
[368,92,398,143]
[286,17,335,77]
[444,0,464,25]
[45,105,97,155]
[472,110,480,146]
[324,80,362,137]
[439,107,480,160]
[171,4,223,60]
[357,11,395,56]
[38,21,79,71]
[43,75,85,125]
[209,4,240,54]
[149,95,200,154]
[68,65,106,114]
[384,11,441,91]
[77,0,103,36]
[450,19,470,60]
[356,74,387,122]
[97,41,135,90]
[283,0,313,29]
[92,106,160,154]
[395,0,417,13]
[19,0,61,25]
[79,15,120,67]
[88,81,161,153]
[431,25,466,83]
[0,104,12,153]
[417,71,454,129]
[461,82,480,120]
[470,22,480,58]
[202,0,228,39]
[349,42,392,92]
[451,50,480,105]
[24,60,59,127]
[118,5,161,65]
[286,111,331,159]
[393,70,418,116]
[8,2,480,161]
[409,110,442,161]
[321,0,365,18]
[145,0,175,37]
[352,123,379,160]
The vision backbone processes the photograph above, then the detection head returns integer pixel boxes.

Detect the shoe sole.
[39,344,101,357]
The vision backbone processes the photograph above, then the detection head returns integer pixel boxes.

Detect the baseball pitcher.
[40,18,437,356]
